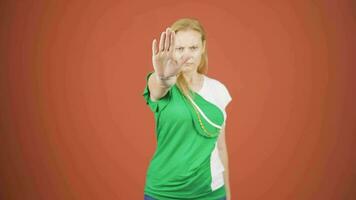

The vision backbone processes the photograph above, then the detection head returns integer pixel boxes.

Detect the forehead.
[175,30,202,46]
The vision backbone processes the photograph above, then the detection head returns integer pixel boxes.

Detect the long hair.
[170,18,208,98]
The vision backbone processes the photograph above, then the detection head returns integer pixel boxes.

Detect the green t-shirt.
[143,72,231,200]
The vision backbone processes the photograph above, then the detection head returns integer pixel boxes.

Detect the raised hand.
[152,28,189,80]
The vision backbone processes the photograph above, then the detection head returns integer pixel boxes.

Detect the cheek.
[193,51,202,60]
[173,51,180,59]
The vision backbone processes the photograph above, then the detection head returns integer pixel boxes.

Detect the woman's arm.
[217,125,231,200]
[150,28,190,101]
[148,72,176,101]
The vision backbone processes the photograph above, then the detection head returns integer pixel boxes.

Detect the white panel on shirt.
[197,75,232,122]
[210,143,225,191]
[197,75,232,191]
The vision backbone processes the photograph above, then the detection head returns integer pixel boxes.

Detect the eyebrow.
[175,45,199,48]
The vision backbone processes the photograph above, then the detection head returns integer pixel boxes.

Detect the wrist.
[155,74,177,81]
[154,73,177,88]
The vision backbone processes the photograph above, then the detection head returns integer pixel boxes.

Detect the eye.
[176,47,184,51]
[190,46,198,50]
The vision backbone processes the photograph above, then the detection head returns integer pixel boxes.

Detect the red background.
[0,0,355,199]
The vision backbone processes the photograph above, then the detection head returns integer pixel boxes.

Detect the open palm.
[152,28,189,79]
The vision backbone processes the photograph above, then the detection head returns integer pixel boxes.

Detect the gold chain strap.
[188,96,218,137]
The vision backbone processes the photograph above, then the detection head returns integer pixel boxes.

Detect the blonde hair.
[170,18,208,98]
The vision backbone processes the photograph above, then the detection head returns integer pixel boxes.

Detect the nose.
[180,51,193,60]
[181,54,193,63]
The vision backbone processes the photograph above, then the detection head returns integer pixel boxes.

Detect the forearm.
[148,72,176,101]
[219,147,231,200]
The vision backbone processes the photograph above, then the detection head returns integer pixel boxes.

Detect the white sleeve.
[214,80,232,122]
[222,85,232,110]
[217,81,232,111]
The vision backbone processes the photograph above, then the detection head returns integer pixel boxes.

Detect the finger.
[169,30,175,53]
[164,28,170,51]
[152,39,158,55]
[159,32,165,52]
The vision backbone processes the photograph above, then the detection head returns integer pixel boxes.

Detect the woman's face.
[174,29,205,73]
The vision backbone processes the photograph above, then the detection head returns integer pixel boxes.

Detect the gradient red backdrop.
[1,0,355,199]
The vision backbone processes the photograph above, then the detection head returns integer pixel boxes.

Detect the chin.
[181,65,197,73]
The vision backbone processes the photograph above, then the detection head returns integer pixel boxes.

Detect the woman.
[143,18,232,200]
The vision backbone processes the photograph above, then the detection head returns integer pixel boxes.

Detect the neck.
[183,71,198,84]
[182,71,203,90]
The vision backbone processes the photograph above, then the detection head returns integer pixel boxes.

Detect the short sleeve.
[219,82,231,122]
[142,72,172,113]
[221,84,232,110]
[214,80,232,111]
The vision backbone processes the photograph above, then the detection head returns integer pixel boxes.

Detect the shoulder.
[203,75,232,109]
[204,75,230,95]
